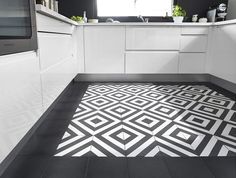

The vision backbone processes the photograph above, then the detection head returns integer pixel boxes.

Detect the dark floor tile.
[1,155,50,178]
[163,157,215,178]
[35,120,69,137]
[59,83,89,103]
[19,135,61,156]
[86,158,129,178]
[52,102,80,112]
[45,109,75,121]
[42,157,88,178]
[128,157,172,178]
[203,157,236,178]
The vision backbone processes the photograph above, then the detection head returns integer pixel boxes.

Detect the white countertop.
[36,4,236,27]
[36,4,78,25]
[213,19,236,26]
[78,22,213,26]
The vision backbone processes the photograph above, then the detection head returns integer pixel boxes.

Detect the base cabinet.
[84,26,125,73]
[179,53,206,73]
[209,25,236,83]
[0,52,43,163]
[41,57,77,110]
[125,52,179,74]
[126,27,181,50]
[37,33,75,71]
[38,32,78,111]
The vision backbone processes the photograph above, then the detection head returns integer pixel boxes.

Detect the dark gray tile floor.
[1,82,236,178]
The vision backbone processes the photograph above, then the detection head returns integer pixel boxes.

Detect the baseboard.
[210,75,236,94]
[0,80,74,176]
[75,74,236,94]
[75,74,211,83]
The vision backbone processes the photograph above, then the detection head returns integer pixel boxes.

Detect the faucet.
[137,15,149,23]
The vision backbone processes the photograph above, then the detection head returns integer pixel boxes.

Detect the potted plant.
[172,5,186,23]
[71,16,84,23]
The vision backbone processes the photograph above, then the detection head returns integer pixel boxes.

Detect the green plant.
[172,5,186,17]
[71,16,83,22]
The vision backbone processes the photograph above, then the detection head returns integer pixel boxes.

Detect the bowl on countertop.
[88,19,99,23]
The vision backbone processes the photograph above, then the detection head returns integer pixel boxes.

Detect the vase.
[173,16,184,23]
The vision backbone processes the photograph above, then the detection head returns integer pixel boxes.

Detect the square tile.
[42,157,88,178]
[86,158,129,178]
[127,157,172,178]
[1,156,50,178]
[203,157,236,178]
[163,157,215,178]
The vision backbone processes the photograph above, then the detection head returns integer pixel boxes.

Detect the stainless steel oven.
[0,0,37,55]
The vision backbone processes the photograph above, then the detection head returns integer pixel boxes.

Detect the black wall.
[58,0,228,22]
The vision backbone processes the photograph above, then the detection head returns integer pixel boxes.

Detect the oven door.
[0,0,37,55]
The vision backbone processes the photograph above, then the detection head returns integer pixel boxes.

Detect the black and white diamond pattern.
[55,83,236,157]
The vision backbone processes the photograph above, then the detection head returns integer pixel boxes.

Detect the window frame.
[96,0,174,17]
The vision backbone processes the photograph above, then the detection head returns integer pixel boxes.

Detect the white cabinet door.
[179,53,206,73]
[209,25,236,83]
[38,33,75,71]
[180,36,208,52]
[0,52,43,163]
[126,52,179,74]
[126,27,181,50]
[38,32,78,111]
[41,56,77,111]
[84,26,125,73]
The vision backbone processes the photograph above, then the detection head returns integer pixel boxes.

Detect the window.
[97,0,173,17]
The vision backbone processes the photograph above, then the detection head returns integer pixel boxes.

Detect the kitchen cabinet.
[0,52,43,163]
[84,26,125,73]
[37,13,75,34]
[180,36,208,52]
[179,53,206,73]
[38,33,75,71]
[37,14,78,111]
[209,25,236,84]
[77,27,85,73]
[181,27,209,35]
[40,56,77,110]
[126,27,181,50]
[126,51,179,74]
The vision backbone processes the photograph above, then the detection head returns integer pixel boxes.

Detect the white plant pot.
[173,16,184,23]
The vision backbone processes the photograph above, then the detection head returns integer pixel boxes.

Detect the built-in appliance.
[0,0,37,55]
[207,3,227,22]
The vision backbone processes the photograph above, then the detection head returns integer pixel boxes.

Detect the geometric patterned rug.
[55,83,236,157]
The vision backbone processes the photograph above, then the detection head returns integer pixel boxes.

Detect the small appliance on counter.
[207,3,227,22]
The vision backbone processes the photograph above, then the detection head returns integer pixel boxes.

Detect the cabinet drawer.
[126,27,181,50]
[179,53,206,73]
[126,52,179,74]
[37,13,75,34]
[181,27,209,35]
[180,36,208,52]
[38,33,74,71]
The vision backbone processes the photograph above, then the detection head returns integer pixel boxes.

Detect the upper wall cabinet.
[84,26,125,73]
[126,27,181,50]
